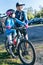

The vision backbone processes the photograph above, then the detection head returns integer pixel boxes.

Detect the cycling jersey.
[5,17,26,35]
[15,10,28,24]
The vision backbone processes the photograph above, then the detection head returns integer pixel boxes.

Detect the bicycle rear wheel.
[5,37,10,54]
[18,39,36,65]
[5,35,19,56]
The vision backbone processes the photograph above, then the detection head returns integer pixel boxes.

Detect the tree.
[27,7,34,20]
[40,7,43,17]
[27,12,34,20]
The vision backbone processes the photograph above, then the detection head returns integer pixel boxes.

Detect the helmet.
[16,2,25,7]
[6,9,15,16]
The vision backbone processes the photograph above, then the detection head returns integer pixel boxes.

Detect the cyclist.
[5,9,28,58]
[15,2,28,38]
[15,2,28,54]
[15,2,28,23]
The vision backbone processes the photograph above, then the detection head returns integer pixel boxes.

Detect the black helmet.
[16,2,25,7]
[6,9,15,16]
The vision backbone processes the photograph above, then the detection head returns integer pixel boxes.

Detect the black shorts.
[16,28,27,36]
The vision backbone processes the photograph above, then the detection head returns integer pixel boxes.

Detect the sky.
[0,0,43,13]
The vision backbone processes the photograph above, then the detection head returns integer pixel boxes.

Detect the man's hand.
[25,24,28,28]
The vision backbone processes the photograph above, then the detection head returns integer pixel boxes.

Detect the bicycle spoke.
[19,41,34,63]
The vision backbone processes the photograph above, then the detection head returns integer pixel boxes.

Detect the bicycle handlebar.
[14,26,26,30]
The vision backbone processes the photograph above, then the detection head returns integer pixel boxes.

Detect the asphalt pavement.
[0,25,43,42]
[28,25,43,42]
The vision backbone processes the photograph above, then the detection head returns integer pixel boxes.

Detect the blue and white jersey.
[5,17,26,35]
[15,10,28,24]
[5,18,14,27]
[5,18,15,35]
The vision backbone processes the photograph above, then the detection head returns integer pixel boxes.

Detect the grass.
[0,59,21,65]
[0,52,22,65]
[0,43,43,65]
[0,44,22,65]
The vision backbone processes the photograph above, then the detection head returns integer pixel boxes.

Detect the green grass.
[0,44,22,65]
[0,51,22,65]
[0,43,43,65]
[0,59,21,65]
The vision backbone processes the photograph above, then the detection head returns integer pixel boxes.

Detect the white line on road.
[28,24,43,28]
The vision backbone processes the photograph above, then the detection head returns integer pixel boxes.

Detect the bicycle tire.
[18,39,36,65]
[5,37,10,53]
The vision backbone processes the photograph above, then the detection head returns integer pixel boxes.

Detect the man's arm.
[15,18,26,26]
[23,11,28,24]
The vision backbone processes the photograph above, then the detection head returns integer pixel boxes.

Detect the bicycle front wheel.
[18,39,36,65]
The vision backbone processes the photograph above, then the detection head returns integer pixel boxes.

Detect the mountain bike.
[5,26,36,65]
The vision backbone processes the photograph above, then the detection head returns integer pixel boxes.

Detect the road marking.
[28,24,43,28]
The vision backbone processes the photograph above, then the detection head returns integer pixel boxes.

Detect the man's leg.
[23,29,29,55]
